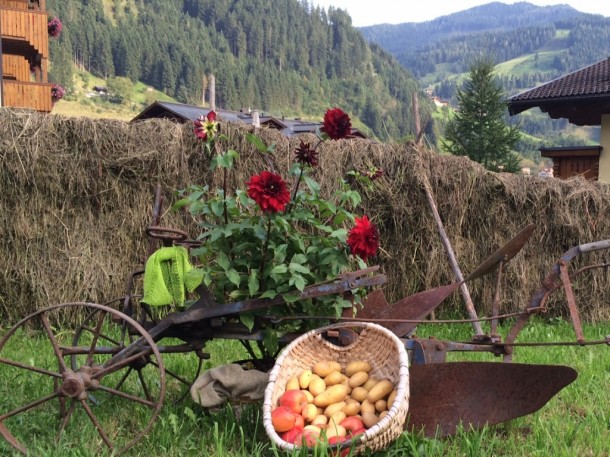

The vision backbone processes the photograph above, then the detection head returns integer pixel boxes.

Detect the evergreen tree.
[442,58,522,173]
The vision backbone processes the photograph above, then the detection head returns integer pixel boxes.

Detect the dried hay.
[1,108,610,327]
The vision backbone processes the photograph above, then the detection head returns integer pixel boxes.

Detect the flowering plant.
[175,108,381,353]
[51,84,65,103]
[47,17,62,38]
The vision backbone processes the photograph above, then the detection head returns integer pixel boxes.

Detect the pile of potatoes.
[270,359,398,448]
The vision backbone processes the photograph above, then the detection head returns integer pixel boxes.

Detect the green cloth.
[142,246,201,306]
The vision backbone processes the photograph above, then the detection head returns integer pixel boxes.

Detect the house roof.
[507,57,610,126]
[131,101,367,138]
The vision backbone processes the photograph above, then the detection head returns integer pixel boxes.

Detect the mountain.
[46,0,433,141]
[359,2,583,55]
[359,2,610,165]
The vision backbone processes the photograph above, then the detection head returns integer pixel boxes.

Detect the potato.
[308,377,326,396]
[362,377,379,391]
[379,410,388,420]
[329,411,347,425]
[325,424,347,439]
[324,370,344,386]
[324,401,346,417]
[345,360,372,377]
[313,360,342,378]
[375,399,387,412]
[299,369,313,389]
[314,384,348,407]
[348,371,369,388]
[311,414,328,427]
[342,398,361,416]
[387,389,397,408]
[302,389,314,403]
[360,399,376,414]
[350,386,368,402]
[366,379,394,403]
[361,411,380,428]
[286,376,300,391]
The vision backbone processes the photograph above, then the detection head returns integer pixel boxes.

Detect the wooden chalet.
[0,0,53,112]
[507,57,610,182]
[132,101,367,139]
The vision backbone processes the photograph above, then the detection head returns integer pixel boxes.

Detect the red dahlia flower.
[323,108,352,140]
[294,139,319,167]
[247,171,291,213]
[194,111,218,141]
[347,216,379,261]
[48,18,63,38]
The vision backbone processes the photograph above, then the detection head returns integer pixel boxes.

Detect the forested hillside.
[361,2,610,164]
[46,0,432,141]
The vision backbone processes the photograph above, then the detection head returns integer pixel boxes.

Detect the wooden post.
[0,10,3,107]
[209,74,216,112]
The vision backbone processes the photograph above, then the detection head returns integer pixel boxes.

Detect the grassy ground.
[0,316,608,456]
[50,69,174,121]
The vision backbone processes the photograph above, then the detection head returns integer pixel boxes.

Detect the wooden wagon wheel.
[72,301,204,405]
[0,302,165,456]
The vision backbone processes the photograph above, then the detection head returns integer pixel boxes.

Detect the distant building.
[131,101,367,139]
[508,57,610,182]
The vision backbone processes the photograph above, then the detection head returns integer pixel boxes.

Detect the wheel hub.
[60,366,99,400]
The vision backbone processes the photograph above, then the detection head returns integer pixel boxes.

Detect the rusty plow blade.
[406,362,577,437]
[359,283,462,337]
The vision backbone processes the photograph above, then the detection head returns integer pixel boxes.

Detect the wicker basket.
[263,322,409,455]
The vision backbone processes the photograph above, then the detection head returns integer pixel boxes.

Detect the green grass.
[0,318,608,456]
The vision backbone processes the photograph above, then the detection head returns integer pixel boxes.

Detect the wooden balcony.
[1,5,49,59]
[540,145,603,181]
[2,79,52,112]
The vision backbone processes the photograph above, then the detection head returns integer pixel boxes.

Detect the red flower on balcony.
[323,108,352,140]
[51,84,65,103]
[347,216,379,261]
[48,18,62,38]
[194,111,218,141]
[247,171,291,213]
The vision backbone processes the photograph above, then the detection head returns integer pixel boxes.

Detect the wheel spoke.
[41,314,69,373]
[137,368,153,402]
[0,357,62,379]
[114,366,133,391]
[0,391,60,421]
[95,385,157,408]
[93,349,151,380]
[85,310,108,366]
[80,399,114,451]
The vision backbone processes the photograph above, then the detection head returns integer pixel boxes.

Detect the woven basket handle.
[314,321,371,349]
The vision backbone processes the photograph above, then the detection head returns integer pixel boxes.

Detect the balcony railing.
[2,79,52,112]
[1,6,49,59]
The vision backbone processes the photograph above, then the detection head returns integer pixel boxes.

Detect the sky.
[310,1,609,27]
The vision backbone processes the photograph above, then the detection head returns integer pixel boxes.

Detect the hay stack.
[1,108,610,325]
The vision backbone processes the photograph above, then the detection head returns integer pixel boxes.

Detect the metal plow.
[354,223,609,437]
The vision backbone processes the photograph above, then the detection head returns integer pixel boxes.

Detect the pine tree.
[442,58,522,173]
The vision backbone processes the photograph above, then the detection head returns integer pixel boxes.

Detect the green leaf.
[239,313,255,332]
[281,292,301,303]
[217,251,230,271]
[246,133,269,153]
[330,228,348,241]
[289,274,307,292]
[248,269,260,296]
[303,175,320,194]
[260,290,277,299]
[289,263,310,275]
[226,268,241,287]
[263,329,279,355]
[210,200,224,217]
[186,268,204,286]
[270,264,288,274]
